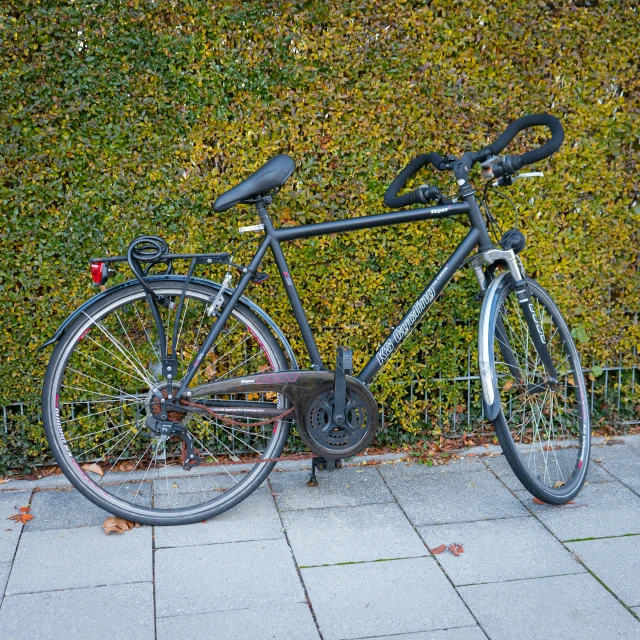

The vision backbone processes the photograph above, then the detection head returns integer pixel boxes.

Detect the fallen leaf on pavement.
[533,497,545,505]
[448,543,464,557]
[82,463,104,477]
[8,505,34,524]
[430,544,447,555]
[103,516,140,535]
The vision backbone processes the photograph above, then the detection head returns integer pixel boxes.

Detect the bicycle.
[41,113,590,525]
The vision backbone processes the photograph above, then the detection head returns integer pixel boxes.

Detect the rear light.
[90,262,109,286]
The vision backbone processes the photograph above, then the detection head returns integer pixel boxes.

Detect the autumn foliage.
[0,1,638,471]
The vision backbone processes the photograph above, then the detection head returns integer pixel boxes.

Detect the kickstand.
[307,457,319,487]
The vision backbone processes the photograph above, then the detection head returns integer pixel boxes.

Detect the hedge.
[1,0,638,472]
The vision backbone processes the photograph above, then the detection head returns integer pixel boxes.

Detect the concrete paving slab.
[383,468,528,526]
[484,454,611,491]
[155,537,304,618]
[567,535,640,606]
[0,491,31,563]
[592,443,640,494]
[283,502,427,567]
[520,480,640,540]
[25,487,112,530]
[419,516,583,585]
[154,487,283,548]
[152,471,246,495]
[352,627,487,640]
[6,525,152,595]
[270,466,394,511]
[461,573,640,639]
[378,457,486,479]
[157,602,320,640]
[302,557,475,640]
[0,582,154,640]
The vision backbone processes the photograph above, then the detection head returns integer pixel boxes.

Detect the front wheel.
[484,275,590,504]
[42,279,292,525]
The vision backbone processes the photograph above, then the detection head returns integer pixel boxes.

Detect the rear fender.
[39,275,298,369]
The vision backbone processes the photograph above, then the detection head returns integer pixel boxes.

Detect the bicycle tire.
[42,280,291,525]
[485,275,590,504]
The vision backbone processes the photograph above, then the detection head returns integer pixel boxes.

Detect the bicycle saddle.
[213,154,295,212]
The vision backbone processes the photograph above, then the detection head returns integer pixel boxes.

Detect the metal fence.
[3,359,638,437]
[377,358,639,441]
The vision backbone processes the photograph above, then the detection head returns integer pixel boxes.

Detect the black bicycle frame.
[175,195,492,400]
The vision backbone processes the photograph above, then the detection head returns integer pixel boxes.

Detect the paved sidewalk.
[1,437,640,639]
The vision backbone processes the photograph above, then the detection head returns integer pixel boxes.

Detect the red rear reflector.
[91,262,105,284]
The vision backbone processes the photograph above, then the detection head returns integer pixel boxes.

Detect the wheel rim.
[494,283,589,493]
[45,284,289,519]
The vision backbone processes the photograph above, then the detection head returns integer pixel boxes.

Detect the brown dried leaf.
[430,544,447,555]
[533,497,545,505]
[448,543,464,557]
[8,505,33,524]
[82,463,104,477]
[102,516,140,535]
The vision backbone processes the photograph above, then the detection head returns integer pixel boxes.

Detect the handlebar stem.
[452,151,479,197]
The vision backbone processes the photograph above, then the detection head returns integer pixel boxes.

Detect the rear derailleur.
[145,416,202,471]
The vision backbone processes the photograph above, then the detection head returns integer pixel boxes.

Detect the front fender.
[39,275,298,370]
[478,271,511,421]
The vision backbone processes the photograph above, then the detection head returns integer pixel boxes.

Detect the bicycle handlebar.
[485,112,564,167]
[383,152,448,208]
[384,113,564,208]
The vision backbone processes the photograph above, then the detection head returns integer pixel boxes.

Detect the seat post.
[254,196,272,224]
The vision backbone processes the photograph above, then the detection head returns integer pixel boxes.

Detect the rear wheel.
[42,280,291,525]
[487,276,590,504]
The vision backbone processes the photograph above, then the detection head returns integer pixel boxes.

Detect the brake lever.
[493,171,544,187]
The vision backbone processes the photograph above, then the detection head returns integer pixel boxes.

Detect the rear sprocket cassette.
[301,381,378,459]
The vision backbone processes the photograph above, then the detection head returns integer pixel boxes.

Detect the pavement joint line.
[154,597,309,620]
[153,535,283,551]
[455,570,586,587]
[298,554,430,570]
[3,579,154,598]
[418,513,532,527]
[0,487,33,611]
[564,532,640,543]
[351,625,484,639]
[374,466,491,640]
[267,475,325,640]
[275,499,397,514]
[482,454,640,625]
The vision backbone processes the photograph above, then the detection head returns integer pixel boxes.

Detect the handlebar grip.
[489,113,564,167]
[384,152,448,208]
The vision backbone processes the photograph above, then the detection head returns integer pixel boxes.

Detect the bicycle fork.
[473,248,558,419]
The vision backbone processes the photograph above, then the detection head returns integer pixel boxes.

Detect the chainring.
[301,381,378,459]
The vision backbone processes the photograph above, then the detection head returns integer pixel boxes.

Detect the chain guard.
[192,370,379,459]
[303,383,377,459]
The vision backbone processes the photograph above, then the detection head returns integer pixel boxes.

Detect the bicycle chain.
[181,400,295,429]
